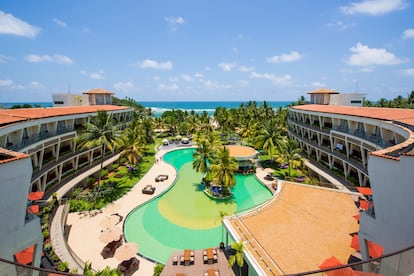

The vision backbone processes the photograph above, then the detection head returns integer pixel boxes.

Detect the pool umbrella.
[99,226,122,243]
[352,214,361,221]
[14,245,34,265]
[104,202,121,214]
[99,215,119,228]
[356,187,372,196]
[319,256,354,276]
[27,205,40,214]
[28,191,44,201]
[114,243,138,261]
[350,235,384,258]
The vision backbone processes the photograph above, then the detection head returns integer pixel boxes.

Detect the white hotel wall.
[360,153,414,254]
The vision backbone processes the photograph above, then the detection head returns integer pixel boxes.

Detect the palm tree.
[255,120,286,161]
[192,139,214,176]
[210,147,238,194]
[277,139,304,177]
[119,127,146,165]
[228,241,245,276]
[217,210,228,243]
[77,110,123,186]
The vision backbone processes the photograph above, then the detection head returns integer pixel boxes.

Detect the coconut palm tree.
[217,210,228,243]
[119,127,146,165]
[228,241,245,276]
[192,139,214,176]
[255,120,286,161]
[210,147,238,194]
[77,110,123,186]
[277,139,304,177]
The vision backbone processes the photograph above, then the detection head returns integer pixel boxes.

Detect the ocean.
[0,101,291,116]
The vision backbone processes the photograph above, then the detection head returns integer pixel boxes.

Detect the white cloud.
[169,77,179,82]
[236,80,249,87]
[53,18,67,28]
[25,54,73,65]
[158,83,179,91]
[232,47,239,53]
[0,79,13,86]
[401,68,414,76]
[327,20,356,30]
[89,70,104,80]
[0,10,40,37]
[181,74,193,82]
[250,72,293,86]
[193,72,204,78]
[200,79,231,90]
[218,62,236,72]
[164,16,185,31]
[140,59,173,70]
[346,42,403,66]
[311,81,327,87]
[402,29,414,39]
[267,51,303,64]
[0,54,13,63]
[80,69,104,79]
[152,76,160,81]
[341,0,408,15]
[239,66,255,72]
[114,81,134,91]
[30,81,45,89]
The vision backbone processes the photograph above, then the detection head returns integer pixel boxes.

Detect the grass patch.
[69,144,156,212]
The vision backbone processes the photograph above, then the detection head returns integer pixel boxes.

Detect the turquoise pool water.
[124,148,272,263]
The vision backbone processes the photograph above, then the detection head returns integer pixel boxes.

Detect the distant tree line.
[364,91,414,109]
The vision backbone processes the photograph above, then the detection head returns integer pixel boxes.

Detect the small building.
[52,88,114,107]
[225,145,258,172]
[308,88,339,105]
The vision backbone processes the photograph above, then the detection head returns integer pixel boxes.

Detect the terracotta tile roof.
[224,145,257,158]
[307,88,339,94]
[291,104,414,126]
[291,104,414,160]
[0,147,29,164]
[82,88,114,94]
[227,182,358,274]
[0,105,131,127]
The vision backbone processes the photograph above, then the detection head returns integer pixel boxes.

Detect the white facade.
[329,93,366,107]
[52,94,89,107]
[0,151,43,274]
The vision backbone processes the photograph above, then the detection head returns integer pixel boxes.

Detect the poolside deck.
[160,248,234,276]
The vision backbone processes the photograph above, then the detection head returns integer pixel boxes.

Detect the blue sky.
[0,0,413,102]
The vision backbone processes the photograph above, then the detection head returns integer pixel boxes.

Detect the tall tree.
[277,139,304,177]
[210,147,238,194]
[77,110,123,185]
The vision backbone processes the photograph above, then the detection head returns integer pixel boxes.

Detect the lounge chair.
[142,185,156,195]
[118,257,139,276]
[172,256,178,265]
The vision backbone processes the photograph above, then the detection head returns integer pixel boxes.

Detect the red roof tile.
[0,105,131,127]
[0,148,29,164]
[291,104,414,126]
[307,88,339,94]
[83,88,114,94]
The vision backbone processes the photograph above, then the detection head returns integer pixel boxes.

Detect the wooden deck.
[160,248,235,276]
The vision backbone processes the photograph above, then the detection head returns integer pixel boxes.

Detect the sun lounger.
[100,238,122,259]
[142,185,156,195]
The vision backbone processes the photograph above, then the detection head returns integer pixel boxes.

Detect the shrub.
[153,263,164,276]
[112,163,120,171]
[101,169,109,179]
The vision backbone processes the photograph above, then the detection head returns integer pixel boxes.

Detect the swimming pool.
[124,148,272,263]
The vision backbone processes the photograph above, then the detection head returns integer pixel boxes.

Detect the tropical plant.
[210,147,238,194]
[77,110,123,186]
[192,139,214,176]
[277,139,304,177]
[218,210,228,243]
[228,241,245,276]
[153,263,165,276]
[119,127,146,165]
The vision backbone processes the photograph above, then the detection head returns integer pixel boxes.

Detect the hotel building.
[0,89,133,274]
[224,89,414,275]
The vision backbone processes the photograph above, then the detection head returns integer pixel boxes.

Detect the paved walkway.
[64,145,181,275]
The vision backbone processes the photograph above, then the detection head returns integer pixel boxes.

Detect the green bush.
[101,169,109,179]
[153,263,164,276]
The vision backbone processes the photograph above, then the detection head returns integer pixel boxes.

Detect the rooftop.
[290,104,414,126]
[0,148,29,164]
[307,88,339,94]
[0,105,131,127]
[226,182,359,275]
[83,88,115,95]
[224,145,257,159]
